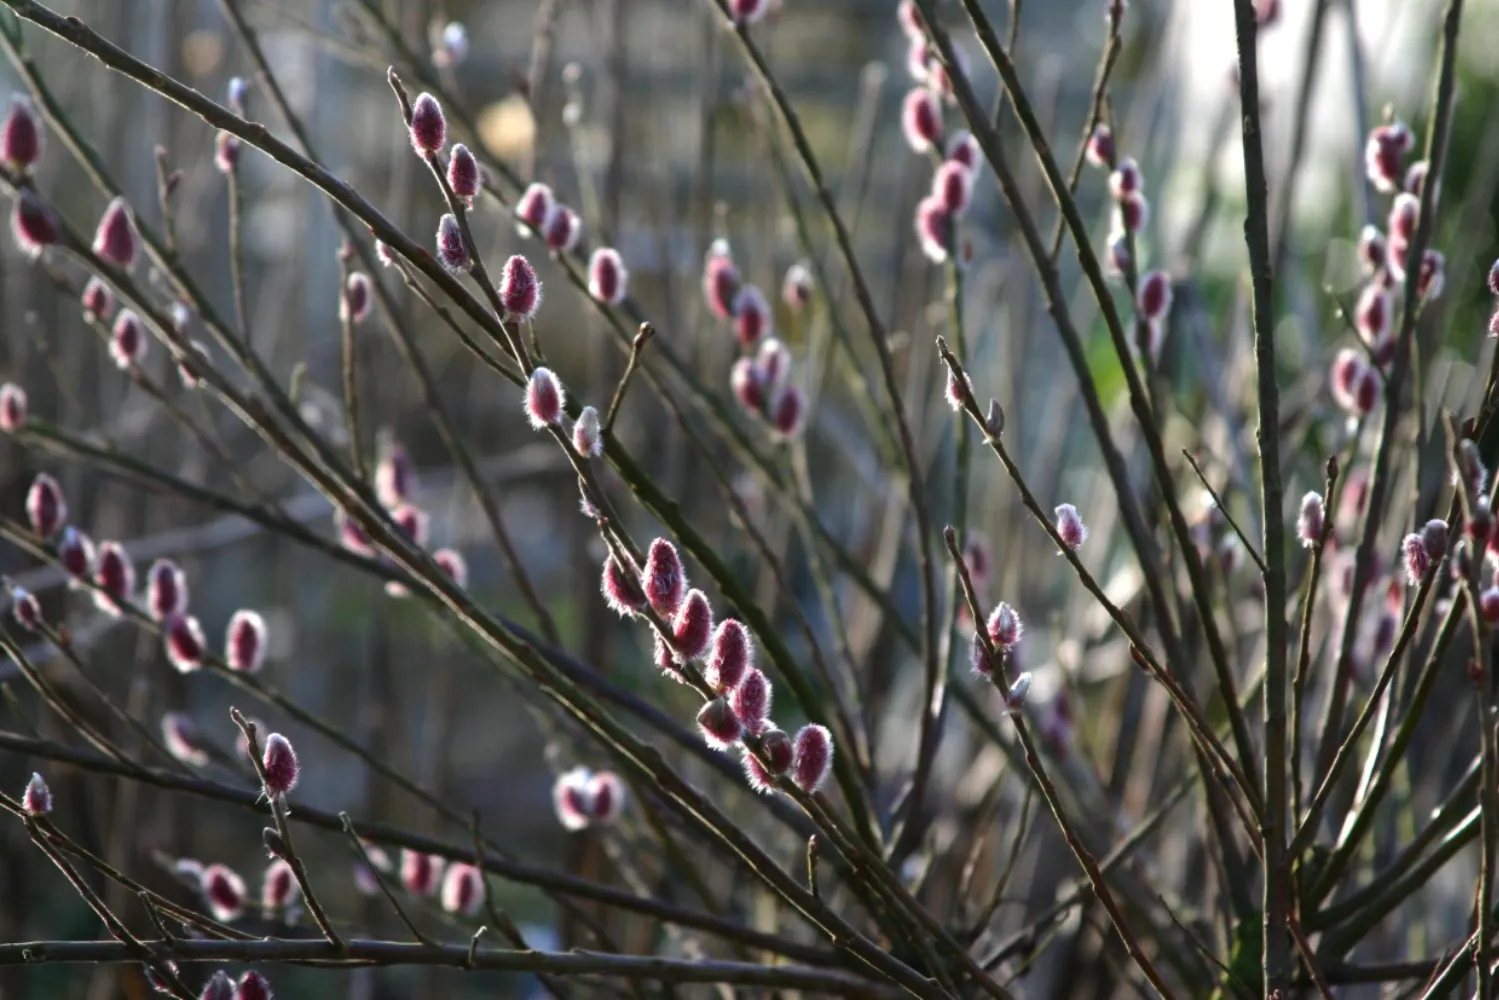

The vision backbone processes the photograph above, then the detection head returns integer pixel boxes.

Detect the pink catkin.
[730,668,773,734]
[499,254,543,318]
[524,367,565,430]
[92,197,139,269]
[441,863,484,915]
[900,88,942,153]
[672,589,714,662]
[226,610,267,673]
[409,93,447,155]
[588,248,628,305]
[706,619,753,691]
[27,472,66,538]
[733,285,771,349]
[1,96,42,169]
[12,189,58,256]
[446,143,481,203]
[790,724,834,793]
[642,539,687,617]
[0,382,23,432]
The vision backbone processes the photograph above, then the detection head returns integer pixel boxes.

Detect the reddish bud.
[672,589,714,662]
[643,538,687,617]
[1354,284,1391,353]
[601,554,647,616]
[1470,499,1495,545]
[144,963,179,995]
[897,0,926,40]
[1484,587,1499,627]
[552,767,593,831]
[201,972,235,1000]
[515,183,554,234]
[525,366,565,430]
[731,357,765,413]
[26,472,65,539]
[11,188,57,257]
[201,863,246,922]
[743,728,793,793]
[1117,191,1149,234]
[226,610,267,674]
[429,548,467,589]
[706,618,753,691]
[588,771,624,823]
[757,337,793,389]
[987,601,1022,648]
[440,862,483,915]
[162,713,209,767]
[1,96,41,169]
[109,309,147,369]
[1109,158,1142,199]
[571,405,602,459]
[791,724,833,793]
[900,87,943,153]
[214,131,240,173]
[916,195,951,263]
[588,247,628,305]
[499,254,543,319]
[1298,492,1325,548]
[11,586,41,631]
[947,130,981,172]
[733,284,771,348]
[337,508,376,557]
[400,850,444,895]
[1357,226,1387,276]
[782,263,812,309]
[698,697,744,750]
[342,272,372,325]
[78,279,113,321]
[1330,348,1364,412]
[236,972,274,1000]
[1085,124,1114,168]
[165,613,207,673]
[435,213,470,273]
[703,242,740,319]
[1489,258,1499,296]
[1054,503,1088,549]
[93,196,139,269]
[0,382,26,433]
[1002,671,1033,714]
[1417,249,1445,303]
[260,733,299,796]
[767,383,806,440]
[375,443,415,508]
[144,559,187,621]
[1458,439,1489,496]
[1402,532,1430,585]
[22,771,51,815]
[261,858,298,916]
[1351,365,1381,415]
[1106,232,1131,275]
[933,160,974,215]
[409,93,446,155]
[1136,270,1172,323]
[56,527,93,582]
[543,205,581,253]
[1422,518,1449,561]
[730,667,773,733]
[1365,122,1410,194]
[729,0,769,24]
[92,540,135,616]
[446,143,481,204]
[1256,0,1280,24]
[1388,192,1419,246]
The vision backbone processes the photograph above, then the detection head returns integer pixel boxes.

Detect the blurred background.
[1,0,1496,996]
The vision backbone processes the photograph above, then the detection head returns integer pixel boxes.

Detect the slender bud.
[1402,533,1430,585]
[26,472,66,538]
[226,610,268,674]
[214,131,240,172]
[261,858,298,916]
[897,0,926,40]
[673,589,714,662]
[1085,124,1114,168]
[1049,503,1087,550]
[259,733,299,797]
[144,962,180,995]
[1354,284,1392,358]
[703,242,740,319]
[1136,270,1172,323]
[601,554,647,617]
[409,93,447,155]
[440,863,484,915]
[588,247,629,305]
[947,130,980,172]
[342,272,372,325]
[572,405,603,458]
[1421,518,1449,561]
[162,713,209,767]
[262,827,286,861]
[11,188,57,256]
[1115,191,1149,233]
[236,971,274,1000]
[11,586,41,631]
[1002,671,1033,714]
[706,618,753,691]
[588,771,625,823]
[900,87,942,153]
[93,540,135,617]
[1297,492,1325,548]
[22,772,51,815]
[515,183,555,234]
[58,526,94,580]
[1330,348,1364,412]
[1358,226,1388,276]
[92,196,140,269]
[525,367,565,430]
[791,724,834,793]
[552,767,594,831]
[730,667,773,733]
[1417,249,1445,303]
[109,309,148,369]
[698,697,744,750]
[146,559,188,621]
[543,204,581,252]
[643,538,687,617]
[915,194,952,263]
[1351,365,1381,415]
[1469,498,1495,545]
[0,382,24,434]
[201,863,247,922]
[733,284,771,349]
[164,613,207,673]
[731,357,765,413]
[1,96,41,169]
[400,849,444,895]
[1364,121,1411,194]
[985,602,1022,649]
[446,143,481,204]
[499,254,543,319]
[767,383,806,440]
[743,728,794,793]
[435,213,471,272]
[433,547,469,588]
[782,263,812,309]
[933,160,974,215]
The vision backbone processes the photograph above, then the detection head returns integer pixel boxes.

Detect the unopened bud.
[1136,270,1172,323]
[1358,226,1388,276]
[730,667,773,733]
[515,183,554,235]
[201,863,247,922]
[262,827,286,859]
[11,586,41,631]
[146,559,188,621]
[92,196,139,269]
[214,131,240,172]
[1115,191,1149,233]
[1364,122,1411,194]
[226,610,267,673]
[643,538,687,617]
[1086,124,1115,168]
[933,160,974,215]
[702,243,740,319]
[1054,503,1088,549]
[261,858,299,917]
[588,770,624,823]
[0,382,25,433]
[435,213,470,273]
[756,337,793,389]
[987,601,1023,648]
[729,0,769,23]
[342,272,372,325]
[698,697,744,750]
[22,771,51,815]
[441,862,483,915]
[499,254,543,319]
[900,87,943,153]
[446,143,480,204]
[434,547,469,588]
[400,849,444,895]
[260,732,299,796]
[1402,533,1430,585]
[200,971,235,1000]
[915,194,952,263]
[162,713,209,766]
[11,188,57,257]
[1354,284,1391,357]
[731,357,765,413]
[1417,249,1445,303]
[767,384,806,440]
[743,727,793,793]
[552,767,593,831]
[164,613,207,673]
[92,541,135,616]
[1421,519,1449,561]
[235,971,274,1000]
[587,247,629,305]
[408,93,446,155]
[109,310,147,370]
[572,405,602,457]
[733,284,771,349]
[672,589,714,662]
[782,263,812,309]
[791,724,833,793]
[1,95,41,169]
[706,618,753,691]
[543,204,581,253]
[601,554,647,617]
[1002,671,1033,714]
[947,130,980,172]
[1297,492,1324,548]
[58,526,94,580]
[524,367,565,430]
[27,472,66,539]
